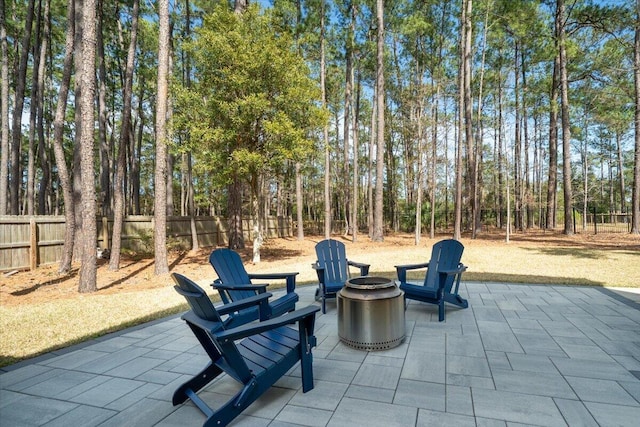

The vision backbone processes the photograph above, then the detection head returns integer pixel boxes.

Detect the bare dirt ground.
[2,230,639,308]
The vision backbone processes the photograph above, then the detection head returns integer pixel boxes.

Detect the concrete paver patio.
[2,282,639,426]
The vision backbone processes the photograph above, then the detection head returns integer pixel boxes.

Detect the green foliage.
[173,4,327,192]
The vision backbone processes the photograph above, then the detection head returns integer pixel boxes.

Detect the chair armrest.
[248,272,298,293]
[181,310,226,334]
[439,264,467,276]
[395,262,430,270]
[395,262,430,283]
[216,305,321,343]
[210,278,229,304]
[248,272,298,280]
[312,262,325,284]
[348,260,370,276]
[215,292,273,317]
[212,282,268,293]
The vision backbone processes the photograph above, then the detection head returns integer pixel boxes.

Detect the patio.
[1,282,640,427]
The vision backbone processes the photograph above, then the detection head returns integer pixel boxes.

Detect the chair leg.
[299,341,314,392]
[321,294,326,314]
[444,293,469,309]
[438,300,445,322]
[203,382,260,427]
[172,362,223,406]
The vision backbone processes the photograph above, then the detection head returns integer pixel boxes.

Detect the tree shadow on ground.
[522,246,639,259]
[100,251,187,291]
[10,268,80,296]
[462,229,640,252]
[233,243,305,262]
[354,270,605,287]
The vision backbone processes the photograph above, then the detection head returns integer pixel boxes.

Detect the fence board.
[0,215,292,271]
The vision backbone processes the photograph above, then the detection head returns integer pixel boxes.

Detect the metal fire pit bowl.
[337,276,405,351]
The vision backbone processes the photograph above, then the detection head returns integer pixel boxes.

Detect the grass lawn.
[1,230,639,368]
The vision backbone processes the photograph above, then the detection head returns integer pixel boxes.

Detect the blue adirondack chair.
[313,239,370,313]
[395,239,468,322]
[209,248,299,326]
[171,273,320,427]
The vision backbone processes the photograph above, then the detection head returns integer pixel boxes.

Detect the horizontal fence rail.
[0,215,292,272]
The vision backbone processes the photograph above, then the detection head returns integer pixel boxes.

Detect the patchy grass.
[1,230,638,368]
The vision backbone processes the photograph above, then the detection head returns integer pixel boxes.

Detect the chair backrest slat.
[210,249,257,301]
[172,273,224,325]
[315,239,349,284]
[423,239,464,291]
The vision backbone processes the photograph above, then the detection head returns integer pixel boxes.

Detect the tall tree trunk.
[181,152,188,216]
[320,0,331,239]
[9,0,35,214]
[616,132,625,213]
[52,0,76,273]
[97,0,110,217]
[454,0,467,241]
[72,0,84,263]
[430,81,439,239]
[505,129,511,243]
[415,93,423,246]
[581,110,589,231]
[473,0,489,236]
[547,54,560,229]
[632,0,640,234]
[251,173,264,263]
[293,0,304,241]
[110,0,139,271]
[498,70,504,229]
[522,52,532,229]
[0,0,9,215]
[368,82,376,238]
[183,0,198,251]
[463,0,475,238]
[228,175,244,249]
[132,80,144,215]
[514,42,522,231]
[431,4,448,238]
[166,154,174,216]
[165,41,175,218]
[352,69,360,243]
[78,0,98,293]
[154,0,170,275]
[342,2,354,236]
[493,91,501,228]
[296,162,304,240]
[372,0,385,242]
[187,152,199,251]
[36,0,51,215]
[609,148,615,217]
[558,0,573,235]
[27,0,43,216]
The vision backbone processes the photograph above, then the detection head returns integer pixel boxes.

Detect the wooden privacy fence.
[0,215,293,271]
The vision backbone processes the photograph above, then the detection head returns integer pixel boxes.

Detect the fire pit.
[337,276,405,351]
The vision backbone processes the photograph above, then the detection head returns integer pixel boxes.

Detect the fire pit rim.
[344,276,395,290]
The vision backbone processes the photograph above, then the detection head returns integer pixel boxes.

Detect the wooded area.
[0,0,639,291]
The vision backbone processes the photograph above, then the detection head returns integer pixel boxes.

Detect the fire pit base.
[337,276,405,351]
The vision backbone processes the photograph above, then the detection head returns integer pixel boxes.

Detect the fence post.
[29,218,38,270]
[593,206,597,235]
